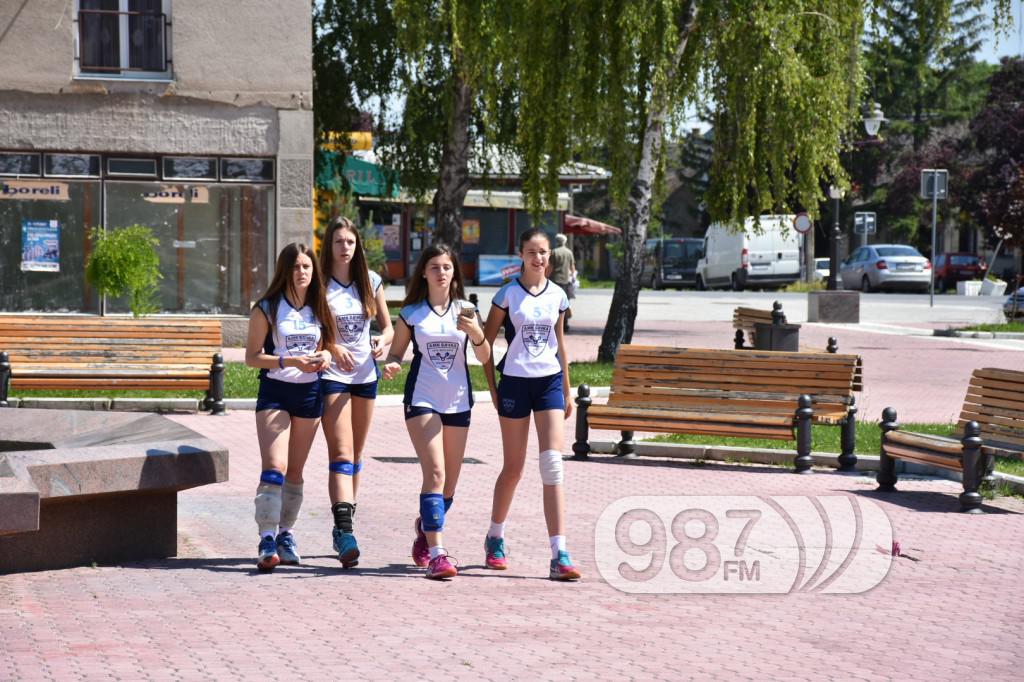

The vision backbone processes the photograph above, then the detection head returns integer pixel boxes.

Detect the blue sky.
[978,0,1023,63]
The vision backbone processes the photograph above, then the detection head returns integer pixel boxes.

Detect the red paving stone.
[2,317,1023,680]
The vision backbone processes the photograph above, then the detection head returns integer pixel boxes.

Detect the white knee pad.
[254,482,283,535]
[279,481,304,529]
[539,450,564,486]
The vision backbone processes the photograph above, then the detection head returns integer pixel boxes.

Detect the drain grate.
[373,456,484,464]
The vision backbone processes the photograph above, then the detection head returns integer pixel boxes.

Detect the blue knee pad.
[419,493,445,532]
[444,496,453,513]
[329,461,355,475]
[354,461,363,474]
[260,470,285,486]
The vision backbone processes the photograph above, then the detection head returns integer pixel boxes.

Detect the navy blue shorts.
[256,377,323,419]
[497,372,565,419]
[404,404,471,427]
[321,379,378,400]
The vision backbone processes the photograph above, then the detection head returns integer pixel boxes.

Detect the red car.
[934,252,987,292]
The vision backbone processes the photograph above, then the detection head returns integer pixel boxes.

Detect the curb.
[933,329,1024,340]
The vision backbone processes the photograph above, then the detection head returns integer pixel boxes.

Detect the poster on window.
[383,223,401,253]
[21,219,60,272]
[461,218,480,245]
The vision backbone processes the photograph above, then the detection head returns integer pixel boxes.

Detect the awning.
[563,214,623,236]
[315,150,398,198]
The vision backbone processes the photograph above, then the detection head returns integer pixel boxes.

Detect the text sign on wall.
[1,179,71,201]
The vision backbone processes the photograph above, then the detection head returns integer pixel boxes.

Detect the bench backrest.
[608,345,860,417]
[0,315,222,368]
[732,307,773,329]
[960,368,1024,458]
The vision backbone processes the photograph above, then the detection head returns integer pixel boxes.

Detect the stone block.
[807,290,860,323]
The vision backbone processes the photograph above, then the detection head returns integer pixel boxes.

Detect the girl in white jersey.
[382,243,490,580]
[245,243,336,572]
[482,228,581,581]
[319,217,394,568]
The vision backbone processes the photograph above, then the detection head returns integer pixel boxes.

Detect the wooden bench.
[878,367,1024,512]
[0,316,225,415]
[572,345,863,471]
[734,301,840,353]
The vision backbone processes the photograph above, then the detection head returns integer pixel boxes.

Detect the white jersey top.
[322,271,383,385]
[259,295,323,384]
[400,299,473,413]
[492,278,568,378]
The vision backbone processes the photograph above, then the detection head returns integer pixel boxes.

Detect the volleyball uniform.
[400,299,473,426]
[255,295,324,418]
[321,271,383,398]
[492,278,568,418]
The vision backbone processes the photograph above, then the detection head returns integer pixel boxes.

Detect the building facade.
[0,0,313,316]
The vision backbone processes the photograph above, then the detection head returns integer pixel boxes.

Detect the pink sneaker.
[425,553,458,580]
[484,535,508,570]
[412,518,429,567]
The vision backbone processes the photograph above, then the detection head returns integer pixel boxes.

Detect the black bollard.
[208,353,226,416]
[571,384,592,460]
[876,407,899,491]
[959,421,984,513]
[793,394,814,473]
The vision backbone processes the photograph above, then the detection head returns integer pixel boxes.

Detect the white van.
[696,215,801,291]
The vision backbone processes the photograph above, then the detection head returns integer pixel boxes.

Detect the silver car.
[1005,289,1024,318]
[839,244,931,293]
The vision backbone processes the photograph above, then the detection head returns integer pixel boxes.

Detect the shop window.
[163,157,218,181]
[107,157,158,177]
[76,0,171,79]
[0,180,101,312]
[45,154,102,178]
[0,152,42,177]
[515,209,559,247]
[221,159,275,183]
[104,181,273,314]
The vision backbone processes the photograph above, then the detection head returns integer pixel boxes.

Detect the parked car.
[1005,288,1024,318]
[933,252,987,292]
[838,244,931,293]
[696,215,801,291]
[814,257,830,283]
[641,237,704,289]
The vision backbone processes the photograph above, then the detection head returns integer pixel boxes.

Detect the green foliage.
[782,280,826,292]
[85,225,162,318]
[315,187,387,276]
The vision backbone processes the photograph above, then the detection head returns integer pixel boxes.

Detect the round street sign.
[793,213,812,234]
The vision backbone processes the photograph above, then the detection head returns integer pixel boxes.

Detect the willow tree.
[491,0,1011,361]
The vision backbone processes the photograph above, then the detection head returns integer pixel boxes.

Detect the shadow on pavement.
[852,488,1020,515]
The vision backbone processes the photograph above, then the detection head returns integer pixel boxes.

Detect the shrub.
[85,225,162,317]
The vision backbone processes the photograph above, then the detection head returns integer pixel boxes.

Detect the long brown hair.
[319,216,376,318]
[255,242,336,348]
[402,242,466,307]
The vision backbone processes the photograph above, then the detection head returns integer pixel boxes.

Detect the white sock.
[261,531,275,541]
[278,526,292,536]
[550,535,566,559]
[428,545,445,560]
[488,521,505,538]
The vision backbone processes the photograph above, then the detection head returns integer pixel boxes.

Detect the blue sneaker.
[549,550,581,581]
[332,527,360,568]
[275,531,300,565]
[484,536,508,570]
[257,536,279,572]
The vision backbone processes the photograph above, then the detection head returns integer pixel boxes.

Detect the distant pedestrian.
[382,243,490,580]
[318,217,394,568]
[245,243,336,572]
[549,233,576,332]
[482,228,581,581]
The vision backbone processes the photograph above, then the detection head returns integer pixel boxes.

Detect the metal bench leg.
[571,384,591,461]
[959,421,984,513]
[837,405,858,471]
[617,431,636,458]
[0,351,10,408]
[876,408,898,491]
[208,353,226,416]
[794,394,813,473]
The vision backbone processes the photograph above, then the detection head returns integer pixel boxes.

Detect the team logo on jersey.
[336,314,364,344]
[521,324,551,356]
[285,334,317,355]
[426,341,459,372]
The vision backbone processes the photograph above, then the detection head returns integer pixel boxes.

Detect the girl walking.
[382,243,490,580]
[319,217,394,567]
[245,243,335,572]
[482,228,581,581]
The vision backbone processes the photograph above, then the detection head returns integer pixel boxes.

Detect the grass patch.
[781,280,826,293]
[956,322,1024,333]
[11,361,616,400]
[648,422,1022,475]
[577,276,616,289]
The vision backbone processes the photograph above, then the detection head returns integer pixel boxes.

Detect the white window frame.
[74,0,173,81]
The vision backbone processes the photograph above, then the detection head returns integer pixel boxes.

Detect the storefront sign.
[1,180,70,201]
[478,254,523,286]
[21,219,60,272]
[142,186,210,204]
[462,219,480,245]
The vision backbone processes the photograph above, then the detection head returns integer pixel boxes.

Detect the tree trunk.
[598,2,698,362]
[433,67,473,251]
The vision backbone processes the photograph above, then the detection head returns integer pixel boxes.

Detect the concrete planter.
[956,280,981,296]
[981,279,1007,296]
